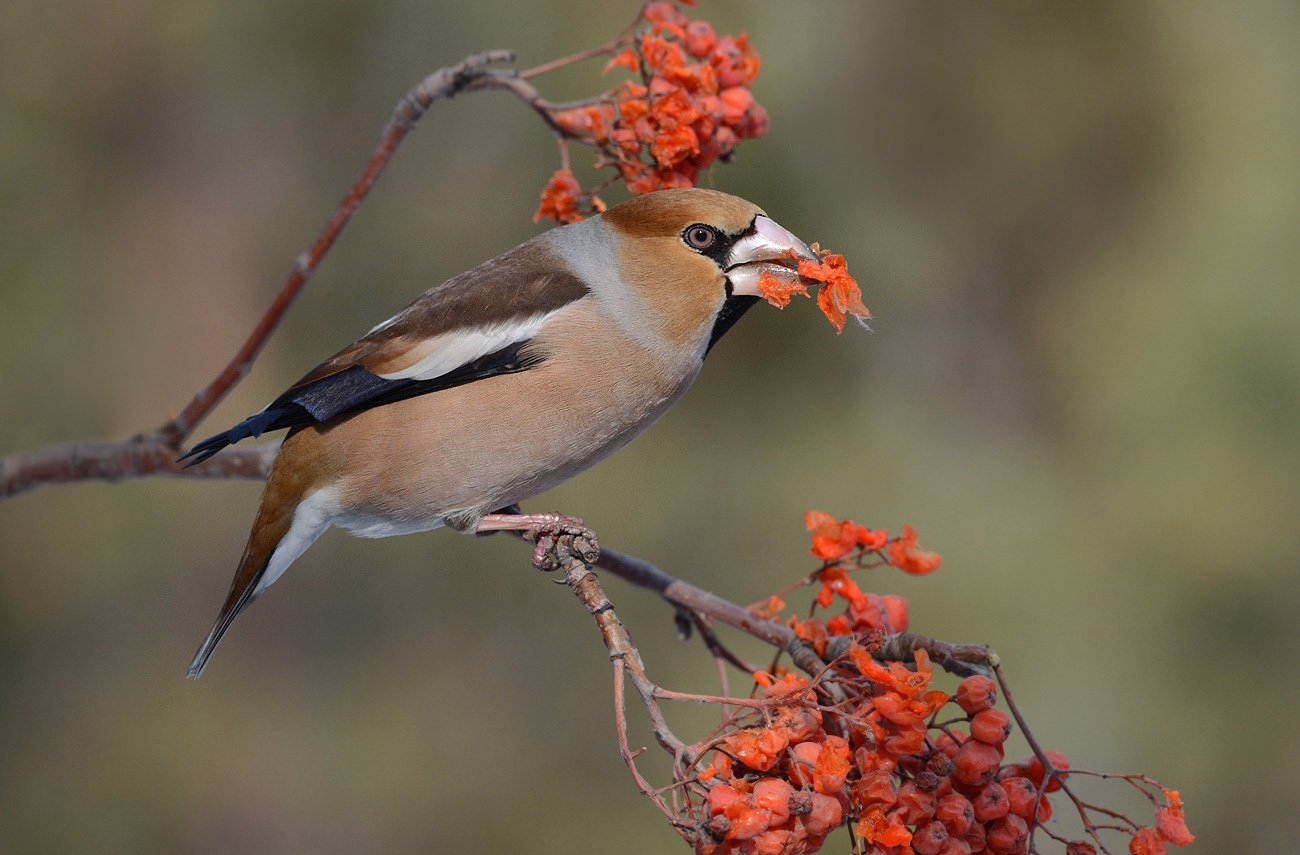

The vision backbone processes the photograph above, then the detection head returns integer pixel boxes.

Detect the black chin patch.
[706,295,760,354]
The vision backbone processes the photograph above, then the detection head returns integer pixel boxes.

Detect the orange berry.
[985,814,1028,853]
[912,821,949,855]
[956,675,997,715]
[1001,776,1040,821]
[708,784,743,816]
[785,741,821,788]
[934,793,974,837]
[751,779,792,827]
[724,804,769,841]
[934,729,969,759]
[1025,751,1070,793]
[684,20,717,58]
[894,780,936,826]
[972,782,1009,823]
[953,740,1001,788]
[804,792,842,836]
[970,709,1012,745]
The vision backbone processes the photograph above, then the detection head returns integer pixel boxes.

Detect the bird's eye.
[683,224,718,251]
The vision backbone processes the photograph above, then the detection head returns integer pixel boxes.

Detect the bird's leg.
[473,504,522,536]
[476,511,599,572]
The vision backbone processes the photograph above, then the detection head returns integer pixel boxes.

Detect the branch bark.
[0,437,275,499]
[0,50,561,502]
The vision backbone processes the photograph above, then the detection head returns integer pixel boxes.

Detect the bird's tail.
[186,468,312,679]
[178,410,288,467]
[187,582,259,680]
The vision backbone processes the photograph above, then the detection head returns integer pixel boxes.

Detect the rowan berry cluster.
[676,512,1193,855]
[535,0,767,223]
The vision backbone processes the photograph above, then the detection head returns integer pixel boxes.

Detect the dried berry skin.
[914,770,941,792]
[927,751,956,778]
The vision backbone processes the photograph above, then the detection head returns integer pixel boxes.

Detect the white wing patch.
[376,313,555,382]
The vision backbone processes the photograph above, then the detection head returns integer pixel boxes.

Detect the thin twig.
[612,658,683,834]
[592,546,828,674]
[0,51,564,503]
[517,6,643,81]
[161,49,518,447]
[994,663,1114,853]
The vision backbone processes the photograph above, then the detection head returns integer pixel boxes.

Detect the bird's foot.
[475,511,599,572]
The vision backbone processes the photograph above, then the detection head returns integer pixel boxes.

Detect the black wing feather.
[178,341,544,466]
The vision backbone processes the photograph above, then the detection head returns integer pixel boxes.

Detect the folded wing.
[180,243,588,465]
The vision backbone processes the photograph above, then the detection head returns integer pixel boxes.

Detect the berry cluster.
[678,512,1193,855]
[692,652,1067,854]
[535,0,768,223]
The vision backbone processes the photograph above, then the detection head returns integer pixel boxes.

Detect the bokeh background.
[2,1,1297,851]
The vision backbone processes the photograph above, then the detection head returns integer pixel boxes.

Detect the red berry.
[1025,751,1070,793]
[953,740,1002,788]
[708,784,743,816]
[934,729,969,758]
[985,814,1028,853]
[970,709,1012,745]
[956,675,997,715]
[964,820,987,853]
[855,771,898,809]
[752,778,792,826]
[785,741,821,788]
[912,821,950,855]
[895,780,937,826]
[972,782,1009,822]
[724,804,769,840]
[803,792,842,836]
[1003,776,1052,823]
[684,20,717,59]
[939,839,973,855]
[934,793,974,837]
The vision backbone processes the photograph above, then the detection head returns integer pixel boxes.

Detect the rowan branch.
[161,49,521,447]
[0,50,574,503]
[0,436,275,499]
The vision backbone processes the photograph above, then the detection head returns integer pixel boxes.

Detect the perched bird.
[181,188,817,677]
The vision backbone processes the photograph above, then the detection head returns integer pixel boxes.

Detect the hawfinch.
[182,188,817,677]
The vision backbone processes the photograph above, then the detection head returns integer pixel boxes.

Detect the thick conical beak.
[724,215,818,297]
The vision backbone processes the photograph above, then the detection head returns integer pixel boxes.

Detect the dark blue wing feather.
[178,341,544,466]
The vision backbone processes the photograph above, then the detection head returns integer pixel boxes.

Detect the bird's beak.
[724,215,819,298]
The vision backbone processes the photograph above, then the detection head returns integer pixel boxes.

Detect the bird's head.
[562,188,818,354]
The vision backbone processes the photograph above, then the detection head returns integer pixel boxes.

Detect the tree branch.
[0,50,556,503]
[0,436,275,499]
[158,49,519,448]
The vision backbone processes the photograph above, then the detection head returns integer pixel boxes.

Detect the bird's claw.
[524,514,599,572]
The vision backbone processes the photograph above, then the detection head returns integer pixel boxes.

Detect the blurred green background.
[2,1,1296,851]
